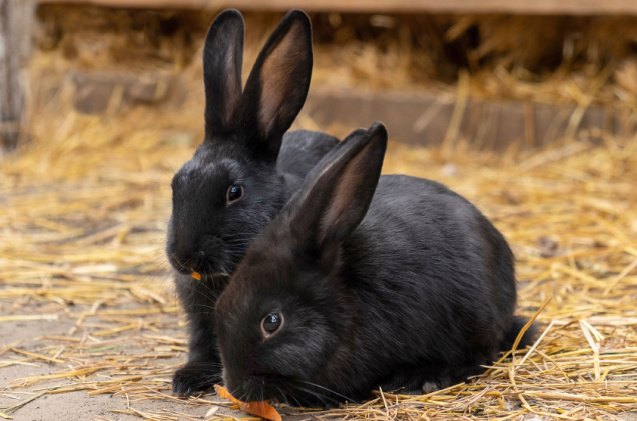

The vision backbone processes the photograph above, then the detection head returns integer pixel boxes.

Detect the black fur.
[167,9,339,395]
[215,122,535,407]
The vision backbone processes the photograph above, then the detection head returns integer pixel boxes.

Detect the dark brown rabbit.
[215,122,535,407]
[167,9,339,395]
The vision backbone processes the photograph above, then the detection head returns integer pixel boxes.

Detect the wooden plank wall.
[0,1,36,153]
[38,0,637,15]
[0,0,22,151]
[305,89,636,149]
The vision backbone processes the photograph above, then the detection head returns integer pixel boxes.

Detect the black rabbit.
[167,9,339,395]
[214,122,535,407]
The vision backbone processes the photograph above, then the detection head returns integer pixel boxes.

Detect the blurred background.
[3,0,637,154]
[1,1,636,420]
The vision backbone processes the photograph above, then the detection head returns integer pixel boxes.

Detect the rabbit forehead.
[219,238,314,321]
[232,241,297,301]
[174,156,242,187]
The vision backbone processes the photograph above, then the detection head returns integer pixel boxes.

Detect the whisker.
[297,379,355,403]
[292,384,335,407]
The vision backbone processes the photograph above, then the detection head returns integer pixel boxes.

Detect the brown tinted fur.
[322,145,381,244]
[258,21,307,137]
[221,52,242,127]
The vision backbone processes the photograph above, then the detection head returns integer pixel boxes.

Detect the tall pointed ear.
[203,9,244,138]
[290,122,388,252]
[238,10,313,161]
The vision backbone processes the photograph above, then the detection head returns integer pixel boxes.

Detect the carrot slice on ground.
[191,271,201,280]
[214,384,282,421]
[214,384,240,404]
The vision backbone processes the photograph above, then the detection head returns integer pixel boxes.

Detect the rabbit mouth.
[194,260,232,278]
[231,374,284,403]
[168,253,232,278]
[237,374,349,407]
[183,264,231,279]
[167,233,246,277]
[199,271,231,279]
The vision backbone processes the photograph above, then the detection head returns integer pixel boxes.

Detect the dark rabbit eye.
[261,313,283,337]
[226,184,243,204]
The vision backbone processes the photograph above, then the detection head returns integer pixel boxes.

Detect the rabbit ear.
[291,122,388,252]
[238,10,313,161]
[203,9,244,138]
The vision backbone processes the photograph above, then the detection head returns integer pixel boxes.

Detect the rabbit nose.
[189,250,207,272]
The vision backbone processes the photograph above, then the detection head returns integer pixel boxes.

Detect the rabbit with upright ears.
[167,9,339,395]
[215,122,535,407]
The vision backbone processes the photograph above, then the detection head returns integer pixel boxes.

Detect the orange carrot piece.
[214,384,282,421]
[191,271,202,281]
[214,384,239,403]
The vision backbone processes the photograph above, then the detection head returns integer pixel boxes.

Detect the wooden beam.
[0,0,35,153]
[304,88,636,149]
[38,0,637,15]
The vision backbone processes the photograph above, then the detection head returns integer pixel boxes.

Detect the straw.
[2,101,634,421]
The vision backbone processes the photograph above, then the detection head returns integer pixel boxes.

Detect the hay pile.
[2,91,636,420]
[33,5,637,109]
[0,5,636,420]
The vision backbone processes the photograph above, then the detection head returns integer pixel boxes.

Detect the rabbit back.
[278,130,340,178]
[342,175,517,370]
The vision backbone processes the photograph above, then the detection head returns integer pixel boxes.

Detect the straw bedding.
[1,5,636,420]
[1,99,636,420]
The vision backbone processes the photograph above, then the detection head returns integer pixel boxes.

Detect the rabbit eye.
[261,313,283,337]
[226,184,243,204]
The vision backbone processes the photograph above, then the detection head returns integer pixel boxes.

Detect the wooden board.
[38,0,637,15]
[304,88,636,148]
[0,0,35,153]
